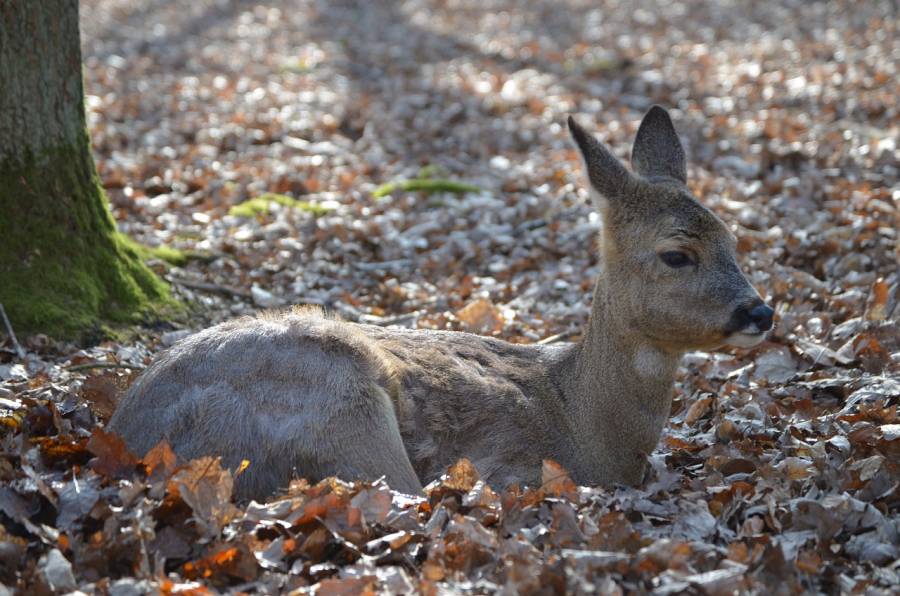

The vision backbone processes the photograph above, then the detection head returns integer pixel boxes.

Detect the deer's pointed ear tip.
[643,105,673,125]
[567,116,587,144]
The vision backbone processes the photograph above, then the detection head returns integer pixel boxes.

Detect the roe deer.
[109,106,774,500]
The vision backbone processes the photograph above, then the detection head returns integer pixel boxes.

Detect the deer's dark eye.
[659,251,694,268]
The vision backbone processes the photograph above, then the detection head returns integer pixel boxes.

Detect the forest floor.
[1,0,898,593]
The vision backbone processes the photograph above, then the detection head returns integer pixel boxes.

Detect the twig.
[66,362,145,373]
[0,303,25,360]
[167,276,252,299]
[537,329,576,345]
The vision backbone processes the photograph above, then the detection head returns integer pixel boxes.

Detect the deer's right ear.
[631,106,687,183]
[568,116,634,208]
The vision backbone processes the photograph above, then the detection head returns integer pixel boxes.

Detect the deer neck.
[555,280,682,483]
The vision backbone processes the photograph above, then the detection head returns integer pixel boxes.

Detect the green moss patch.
[229,193,334,218]
[372,178,482,199]
[137,244,216,266]
[139,244,188,266]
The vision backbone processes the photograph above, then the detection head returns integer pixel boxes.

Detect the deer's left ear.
[631,106,686,183]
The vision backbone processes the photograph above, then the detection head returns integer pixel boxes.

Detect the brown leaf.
[87,428,139,479]
[709,481,756,512]
[864,278,893,321]
[664,436,705,452]
[436,516,498,571]
[291,488,349,527]
[349,484,392,526]
[169,457,237,538]
[541,459,578,499]
[796,549,822,574]
[851,332,892,373]
[717,458,757,477]
[34,436,91,468]
[636,539,693,573]
[143,439,178,480]
[715,420,741,443]
[316,577,377,596]
[442,459,480,492]
[776,457,816,481]
[685,396,714,425]
[79,372,128,421]
[455,298,504,335]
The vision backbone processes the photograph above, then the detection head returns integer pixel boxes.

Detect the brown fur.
[109,106,771,500]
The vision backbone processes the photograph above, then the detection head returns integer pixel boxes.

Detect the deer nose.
[747,303,774,332]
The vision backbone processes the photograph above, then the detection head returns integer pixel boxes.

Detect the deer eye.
[659,250,694,268]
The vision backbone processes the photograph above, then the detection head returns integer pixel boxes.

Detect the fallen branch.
[66,362,145,373]
[0,303,25,360]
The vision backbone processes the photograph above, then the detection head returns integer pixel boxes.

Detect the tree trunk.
[0,0,170,338]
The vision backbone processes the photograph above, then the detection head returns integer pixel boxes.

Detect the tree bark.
[0,0,170,338]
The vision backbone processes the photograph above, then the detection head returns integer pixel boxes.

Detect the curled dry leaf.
[169,457,237,539]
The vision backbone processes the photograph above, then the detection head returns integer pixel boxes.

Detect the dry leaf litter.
[1,0,898,593]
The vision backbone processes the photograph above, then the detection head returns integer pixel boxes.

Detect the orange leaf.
[182,545,257,582]
[143,439,178,480]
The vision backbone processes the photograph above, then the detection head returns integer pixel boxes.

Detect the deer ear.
[631,105,687,183]
[567,116,634,207]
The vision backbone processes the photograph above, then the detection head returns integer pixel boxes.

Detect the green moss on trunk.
[0,136,175,339]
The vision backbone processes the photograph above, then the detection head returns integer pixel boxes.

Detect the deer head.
[568,106,773,352]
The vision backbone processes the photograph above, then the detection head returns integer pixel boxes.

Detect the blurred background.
[79,0,898,342]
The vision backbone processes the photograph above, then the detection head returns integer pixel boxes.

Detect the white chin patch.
[725,331,767,348]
